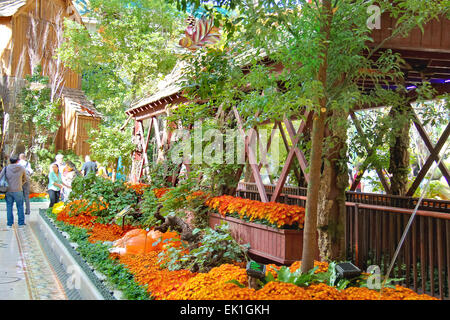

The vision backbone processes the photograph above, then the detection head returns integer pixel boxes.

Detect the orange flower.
[254,281,312,300]
[54,202,439,301]
[125,182,151,195]
[205,195,305,228]
[153,188,171,199]
[88,223,135,243]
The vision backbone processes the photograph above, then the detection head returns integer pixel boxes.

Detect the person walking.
[0,155,28,229]
[48,163,70,208]
[81,155,97,177]
[18,153,33,215]
[53,154,65,172]
[53,154,66,201]
[61,162,77,200]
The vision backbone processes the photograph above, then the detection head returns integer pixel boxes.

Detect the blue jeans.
[5,191,25,227]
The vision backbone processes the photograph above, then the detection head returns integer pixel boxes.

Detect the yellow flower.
[52,202,65,214]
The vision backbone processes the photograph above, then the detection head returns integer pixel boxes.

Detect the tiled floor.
[0,202,67,300]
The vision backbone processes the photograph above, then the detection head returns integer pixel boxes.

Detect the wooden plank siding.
[1,0,81,88]
[372,13,450,53]
[75,115,99,157]
[0,0,97,158]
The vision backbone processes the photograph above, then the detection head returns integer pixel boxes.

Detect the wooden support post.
[256,123,276,184]
[233,106,269,203]
[137,120,151,180]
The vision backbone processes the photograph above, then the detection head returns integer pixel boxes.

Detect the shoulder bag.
[0,166,9,193]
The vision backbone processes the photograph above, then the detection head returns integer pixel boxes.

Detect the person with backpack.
[0,155,28,229]
[19,153,34,215]
[81,155,97,177]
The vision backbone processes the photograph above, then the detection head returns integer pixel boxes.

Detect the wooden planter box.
[209,212,307,265]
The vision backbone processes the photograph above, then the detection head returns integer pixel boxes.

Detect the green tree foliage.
[88,124,135,173]
[168,0,449,271]
[18,65,61,154]
[58,0,187,124]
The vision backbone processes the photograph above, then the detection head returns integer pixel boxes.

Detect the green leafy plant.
[138,187,161,228]
[69,174,139,223]
[262,261,403,291]
[158,222,249,273]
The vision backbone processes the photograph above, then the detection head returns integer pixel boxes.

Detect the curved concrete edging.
[36,210,111,300]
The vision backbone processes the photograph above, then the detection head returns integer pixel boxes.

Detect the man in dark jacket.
[0,155,27,229]
[81,155,97,177]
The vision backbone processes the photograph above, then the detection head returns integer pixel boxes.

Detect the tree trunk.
[244,161,255,182]
[388,102,411,195]
[301,0,333,273]
[317,108,348,261]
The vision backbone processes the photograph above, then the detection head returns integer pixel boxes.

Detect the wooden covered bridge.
[125,13,450,299]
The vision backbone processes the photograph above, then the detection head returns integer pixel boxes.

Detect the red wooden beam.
[406,122,450,197]
[283,116,310,181]
[233,106,269,203]
[271,111,311,202]
[277,121,303,184]
[410,111,450,186]
[349,111,391,193]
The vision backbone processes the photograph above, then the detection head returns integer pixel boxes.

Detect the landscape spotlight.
[246,261,266,279]
[336,262,361,279]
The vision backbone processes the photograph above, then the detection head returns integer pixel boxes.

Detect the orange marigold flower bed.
[185,190,210,202]
[153,187,172,199]
[30,193,48,198]
[379,285,439,300]
[56,206,96,229]
[116,252,439,300]
[119,251,197,300]
[205,195,305,228]
[125,182,151,195]
[87,223,135,243]
[67,199,108,216]
[305,283,345,300]
[343,286,382,300]
[166,264,252,300]
[254,281,312,300]
[264,260,329,279]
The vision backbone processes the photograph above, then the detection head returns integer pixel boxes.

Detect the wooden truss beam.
[406,121,450,196]
[233,106,269,202]
[349,111,391,193]
[271,111,312,202]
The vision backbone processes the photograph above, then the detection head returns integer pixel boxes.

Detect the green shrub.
[158,222,249,273]
[69,174,139,223]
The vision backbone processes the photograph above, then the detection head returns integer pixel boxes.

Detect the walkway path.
[0,202,68,300]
